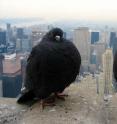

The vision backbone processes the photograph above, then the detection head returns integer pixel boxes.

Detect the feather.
[17,28,81,103]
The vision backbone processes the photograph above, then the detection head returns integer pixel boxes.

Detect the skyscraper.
[0,54,4,97]
[0,54,4,76]
[109,32,116,48]
[90,50,97,64]
[90,42,106,68]
[102,48,113,95]
[91,31,99,44]
[112,37,117,56]
[2,54,22,97]
[0,31,6,45]
[73,27,90,72]
[17,28,24,39]
[16,39,22,52]
[21,38,31,52]
[100,26,110,45]
[31,30,46,47]
[0,79,3,97]
[6,23,12,43]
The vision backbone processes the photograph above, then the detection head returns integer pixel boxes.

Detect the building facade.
[90,42,106,69]
[0,79,3,97]
[31,30,46,47]
[73,27,90,72]
[0,31,6,45]
[109,32,116,47]
[102,48,113,95]
[2,54,22,97]
[91,31,99,44]
[17,28,24,39]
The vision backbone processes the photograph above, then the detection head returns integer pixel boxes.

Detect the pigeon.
[113,51,117,81]
[17,28,81,108]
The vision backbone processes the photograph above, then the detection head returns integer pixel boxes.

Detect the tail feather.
[17,90,35,104]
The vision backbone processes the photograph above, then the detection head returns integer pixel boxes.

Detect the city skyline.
[1,0,117,22]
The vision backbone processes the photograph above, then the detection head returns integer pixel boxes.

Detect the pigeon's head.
[45,28,63,42]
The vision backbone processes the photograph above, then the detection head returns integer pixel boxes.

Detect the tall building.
[102,48,113,95]
[6,23,12,43]
[109,32,116,48]
[0,54,4,97]
[7,23,11,31]
[31,30,46,47]
[73,27,90,72]
[17,28,24,39]
[0,54,4,76]
[109,32,117,56]
[90,42,106,69]
[100,26,110,45]
[0,31,6,45]
[0,31,7,53]
[89,50,97,73]
[2,54,22,97]
[91,31,99,44]
[21,38,31,52]
[0,79,3,97]
[112,37,117,56]
[16,39,22,52]
[90,50,97,64]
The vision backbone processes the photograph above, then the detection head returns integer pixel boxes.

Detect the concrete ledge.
[21,84,101,124]
[0,75,117,124]
[0,98,27,124]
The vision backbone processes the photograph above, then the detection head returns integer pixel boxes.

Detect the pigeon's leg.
[55,93,68,101]
[40,96,56,109]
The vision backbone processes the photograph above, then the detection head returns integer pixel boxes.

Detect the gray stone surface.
[0,98,27,124]
[0,74,117,124]
[20,74,117,124]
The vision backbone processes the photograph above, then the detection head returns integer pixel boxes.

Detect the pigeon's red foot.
[55,93,68,101]
[40,96,56,109]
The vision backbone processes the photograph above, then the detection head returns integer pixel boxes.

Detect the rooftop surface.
[3,54,21,75]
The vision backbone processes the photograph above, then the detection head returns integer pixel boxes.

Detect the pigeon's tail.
[43,28,64,41]
[17,90,35,104]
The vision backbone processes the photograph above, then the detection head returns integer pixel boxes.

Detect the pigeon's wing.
[60,41,81,83]
[114,52,117,81]
[65,41,81,73]
[42,41,81,93]
[25,45,43,90]
[17,44,46,103]
[17,90,35,104]
[26,43,53,98]
[27,46,37,62]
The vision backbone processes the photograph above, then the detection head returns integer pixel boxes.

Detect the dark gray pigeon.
[17,28,81,107]
[113,51,117,81]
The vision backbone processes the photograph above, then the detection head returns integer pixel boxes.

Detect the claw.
[55,93,68,101]
[40,96,56,109]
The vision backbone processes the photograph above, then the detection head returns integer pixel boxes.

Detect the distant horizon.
[1,17,117,27]
[1,17,117,30]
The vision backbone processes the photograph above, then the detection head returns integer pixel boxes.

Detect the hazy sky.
[0,0,117,21]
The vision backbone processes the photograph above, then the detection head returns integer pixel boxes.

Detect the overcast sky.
[0,0,117,21]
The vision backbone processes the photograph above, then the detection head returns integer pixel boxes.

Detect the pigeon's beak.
[55,35,60,41]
